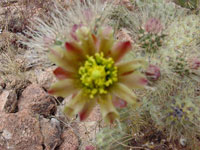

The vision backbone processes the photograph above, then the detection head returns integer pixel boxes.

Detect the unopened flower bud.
[188,58,200,69]
[144,18,163,34]
[122,0,134,11]
[85,145,95,150]
[145,64,161,81]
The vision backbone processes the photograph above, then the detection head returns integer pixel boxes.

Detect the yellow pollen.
[91,67,105,79]
[78,53,118,98]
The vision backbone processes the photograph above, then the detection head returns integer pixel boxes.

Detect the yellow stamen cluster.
[79,53,118,98]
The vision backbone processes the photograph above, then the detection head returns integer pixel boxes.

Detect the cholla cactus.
[96,122,129,150]
[169,56,191,76]
[108,4,134,30]
[168,54,200,81]
[138,18,166,53]
[165,15,200,50]
[127,0,186,53]
[174,0,199,9]
[48,26,147,123]
[150,96,200,146]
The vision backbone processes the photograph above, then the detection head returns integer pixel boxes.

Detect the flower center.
[78,53,118,98]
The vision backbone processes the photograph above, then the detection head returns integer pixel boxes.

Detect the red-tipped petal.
[98,27,114,56]
[48,89,55,95]
[53,67,74,80]
[110,83,138,105]
[121,70,134,76]
[140,78,148,85]
[65,42,83,55]
[98,94,119,124]
[79,100,96,121]
[92,34,98,45]
[48,46,78,72]
[119,72,147,89]
[117,59,147,76]
[48,79,78,97]
[112,97,127,108]
[111,41,132,62]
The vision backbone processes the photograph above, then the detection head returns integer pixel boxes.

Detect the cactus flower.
[48,26,147,123]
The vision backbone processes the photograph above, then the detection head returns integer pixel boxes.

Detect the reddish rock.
[58,128,79,150]
[0,110,43,150]
[40,118,62,150]
[31,95,57,117]
[18,84,57,116]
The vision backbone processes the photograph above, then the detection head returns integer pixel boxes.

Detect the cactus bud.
[144,18,163,34]
[145,64,161,81]
[188,58,200,70]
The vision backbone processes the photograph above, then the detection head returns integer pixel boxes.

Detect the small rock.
[18,84,57,117]
[31,95,57,117]
[180,137,187,147]
[0,90,8,112]
[0,90,17,113]
[40,117,62,150]
[2,129,12,140]
[0,110,43,150]
[58,128,79,150]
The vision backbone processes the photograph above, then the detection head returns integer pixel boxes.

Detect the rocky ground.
[0,81,102,150]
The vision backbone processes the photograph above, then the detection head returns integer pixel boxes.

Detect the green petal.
[119,72,147,89]
[48,79,79,97]
[98,27,114,57]
[65,42,86,60]
[110,83,139,106]
[117,59,147,76]
[63,90,87,118]
[98,94,119,124]
[79,99,96,121]
[53,67,75,80]
[48,45,77,72]
[110,41,131,62]
[76,27,96,55]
